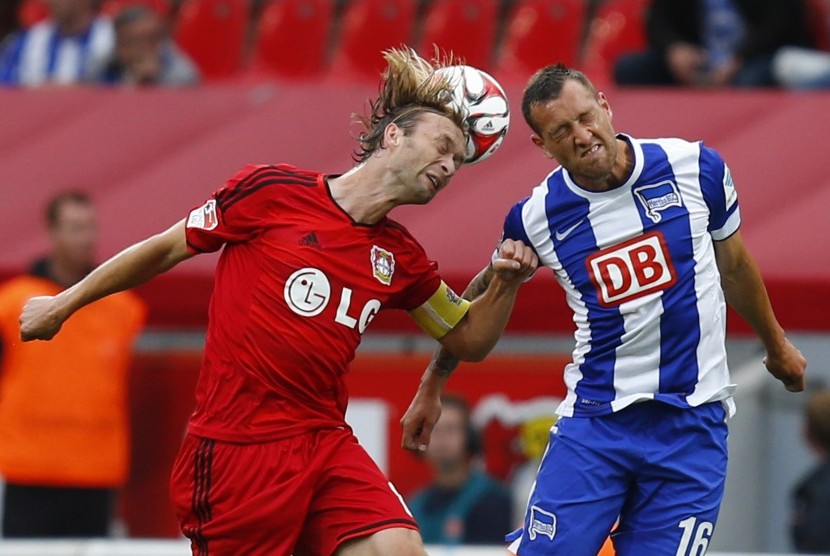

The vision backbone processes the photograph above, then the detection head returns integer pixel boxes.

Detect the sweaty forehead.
[534,81,598,127]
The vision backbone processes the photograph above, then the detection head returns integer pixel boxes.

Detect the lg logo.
[587,232,677,307]
[283,268,381,333]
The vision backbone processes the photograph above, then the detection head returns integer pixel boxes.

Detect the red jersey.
[184,164,450,442]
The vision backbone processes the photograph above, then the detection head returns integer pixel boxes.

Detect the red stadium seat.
[804,0,830,51]
[174,0,250,80]
[250,0,334,79]
[582,0,649,86]
[330,0,417,80]
[101,0,170,17]
[417,0,500,70]
[494,0,587,81]
[18,0,49,27]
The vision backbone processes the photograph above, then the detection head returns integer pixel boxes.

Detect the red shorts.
[169,427,418,556]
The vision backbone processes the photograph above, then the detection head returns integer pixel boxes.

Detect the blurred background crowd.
[1,0,830,88]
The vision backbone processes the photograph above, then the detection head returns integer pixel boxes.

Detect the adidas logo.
[482,120,494,131]
[299,232,321,248]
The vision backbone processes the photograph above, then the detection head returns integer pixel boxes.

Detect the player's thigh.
[297,429,421,556]
[170,433,316,555]
[613,403,728,556]
[334,527,426,556]
[509,416,632,556]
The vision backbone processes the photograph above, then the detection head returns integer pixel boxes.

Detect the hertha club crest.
[370,245,395,286]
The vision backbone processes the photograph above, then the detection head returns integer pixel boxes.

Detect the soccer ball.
[437,65,510,165]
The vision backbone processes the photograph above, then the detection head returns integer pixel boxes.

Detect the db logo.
[587,232,676,307]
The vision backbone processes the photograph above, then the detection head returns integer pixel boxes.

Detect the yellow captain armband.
[408,281,471,339]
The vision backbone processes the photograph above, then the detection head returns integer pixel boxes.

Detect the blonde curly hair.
[352,47,467,163]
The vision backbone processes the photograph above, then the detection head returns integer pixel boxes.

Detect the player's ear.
[531,134,553,159]
[385,123,402,148]
[598,92,612,120]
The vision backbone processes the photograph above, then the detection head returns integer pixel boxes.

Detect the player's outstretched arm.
[437,238,537,362]
[20,219,193,342]
[401,239,536,452]
[714,230,806,392]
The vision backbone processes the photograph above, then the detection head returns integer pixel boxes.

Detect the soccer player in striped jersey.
[18,48,537,556]
[401,64,807,555]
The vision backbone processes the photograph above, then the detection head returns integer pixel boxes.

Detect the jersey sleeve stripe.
[217,167,316,211]
[220,177,316,212]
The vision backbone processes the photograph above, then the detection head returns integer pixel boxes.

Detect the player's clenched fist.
[491,239,537,283]
[19,296,65,341]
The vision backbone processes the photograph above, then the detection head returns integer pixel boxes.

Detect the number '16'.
[676,516,714,556]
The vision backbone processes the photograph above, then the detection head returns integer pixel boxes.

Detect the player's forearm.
[57,221,191,319]
[441,275,521,362]
[721,254,786,353]
[430,265,495,375]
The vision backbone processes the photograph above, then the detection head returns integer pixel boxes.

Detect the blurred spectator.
[509,414,556,527]
[614,0,810,87]
[0,191,145,537]
[0,0,114,86]
[791,388,830,553]
[407,395,513,545]
[101,5,199,87]
[0,0,23,45]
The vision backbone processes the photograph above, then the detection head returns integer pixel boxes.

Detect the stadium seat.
[17,0,48,27]
[330,0,417,80]
[417,0,500,70]
[250,0,334,79]
[174,0,250,80]
[101,0,170,17]
[581,0,649,87]
[494,0,587,81]
[804,0,830,51]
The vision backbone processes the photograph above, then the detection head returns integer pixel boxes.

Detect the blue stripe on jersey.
[698,145,737,232]
[0,33,25,83]
[46,29,61,75]
[635,143,700,398]
[546,175,623,412]
[503,201,534,252]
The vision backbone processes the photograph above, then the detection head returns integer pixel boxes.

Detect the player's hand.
[19,295,65,341]
[491,239,537,285]
[764,338,807,392]
[400,389,442,453]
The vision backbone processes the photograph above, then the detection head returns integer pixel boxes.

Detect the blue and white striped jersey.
[502,134,740,418]
[0,17,114,86]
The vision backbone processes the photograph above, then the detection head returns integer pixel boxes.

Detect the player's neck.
[328,166,396,225]
[435,464,471,489]
[47,256,90,288]
[55,11,96,37]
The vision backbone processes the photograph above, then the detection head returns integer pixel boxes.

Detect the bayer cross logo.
[284,268,331,316]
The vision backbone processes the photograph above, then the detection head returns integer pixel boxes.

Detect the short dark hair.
[45,191,93,227]
[521,63,597,135]
[806,389,830,452]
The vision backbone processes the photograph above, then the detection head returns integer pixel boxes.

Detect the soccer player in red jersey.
[19,48,537,555]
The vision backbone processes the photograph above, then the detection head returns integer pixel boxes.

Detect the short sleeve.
[698,144,741,241]
[492,199,537,265]
[185,164,284,253]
